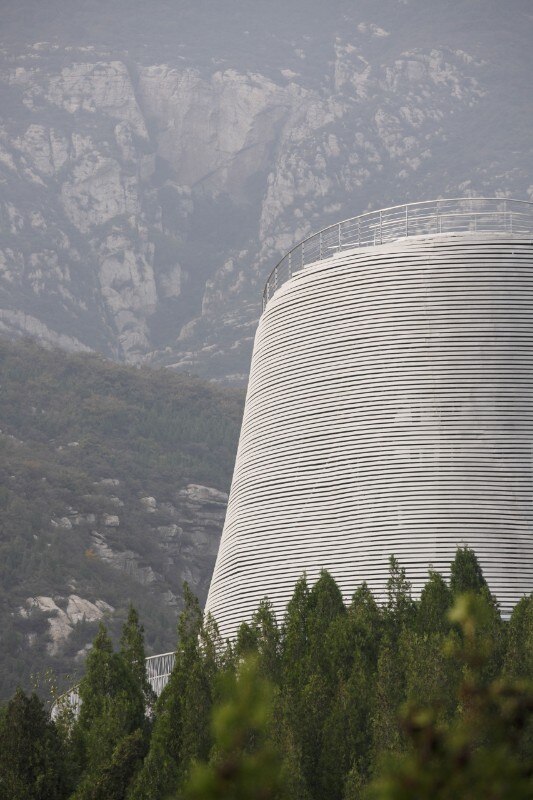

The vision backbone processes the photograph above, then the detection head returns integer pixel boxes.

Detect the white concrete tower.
[206,198,533,638]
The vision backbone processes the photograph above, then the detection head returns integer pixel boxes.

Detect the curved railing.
[52,650,176,719]
[262,197,533,310]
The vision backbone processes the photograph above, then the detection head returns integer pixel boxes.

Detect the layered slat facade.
[206,229,533,637]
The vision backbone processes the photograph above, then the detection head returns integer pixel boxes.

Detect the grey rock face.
[87,483,227,604]
[20,594,114,655]
[0,2,531,379]
[16,478,228,658]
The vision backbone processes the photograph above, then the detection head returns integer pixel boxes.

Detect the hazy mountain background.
[1,0,532,381]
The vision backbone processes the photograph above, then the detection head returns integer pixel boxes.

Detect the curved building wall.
[206,231,533,637]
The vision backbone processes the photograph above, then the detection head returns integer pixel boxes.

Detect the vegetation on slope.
[1,548,531,799]
[0,336,243,699]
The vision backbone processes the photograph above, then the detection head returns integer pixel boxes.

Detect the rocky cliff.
[0,0,532,380]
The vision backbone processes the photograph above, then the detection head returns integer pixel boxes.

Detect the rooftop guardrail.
[262,197,533,311]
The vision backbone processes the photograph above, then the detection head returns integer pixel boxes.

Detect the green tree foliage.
[69,619,147,800]
[185,656,285,800]
[308,569,346,677]
[386,555,416,632]
[250,599,282,684]
[1,552,530,800]
[403,572,456,719]
[278,722,311,800]
[120,606,155,708]
[0,688,67,800]
[416,571,453,635]
[367,594,533,800]
[128,585,217,799]
[282,574,313,690]
[504,595,533,680]
[72,731,146,800]
[371,635,406,763]
[370,558,416,767]
[280,570,348,797]
[235,621,259,660]
[449,546,488,596]
[323,584,382,787]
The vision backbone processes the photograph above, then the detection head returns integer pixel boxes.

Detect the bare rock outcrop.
[20,594,114,655]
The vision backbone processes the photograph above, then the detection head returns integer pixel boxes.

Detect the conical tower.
[206,198,533,638]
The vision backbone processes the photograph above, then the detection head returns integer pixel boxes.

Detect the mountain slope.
[0,336,242,699]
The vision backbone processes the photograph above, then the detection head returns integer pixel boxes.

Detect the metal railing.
[145,650,175,697]
[262,197,533,310]
[51,650,176,720]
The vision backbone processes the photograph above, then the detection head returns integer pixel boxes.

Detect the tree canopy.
[0,547,531,800]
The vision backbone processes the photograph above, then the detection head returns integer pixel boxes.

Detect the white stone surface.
[21,594,114,654]
[140,495,157,511]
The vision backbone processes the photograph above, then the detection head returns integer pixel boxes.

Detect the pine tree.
[369,558,414,766]
[402,571,458,720]
[326,582,382,686]
[278,722,311,800]
[0,688,68,800]
[71,730,146,800]
[72,623,145,800]
[448,548,505,685]
[298,670,331,795]
[280,575,314,795]
[127,584,214,800]
[403,628,458,722]
[286,571,346,798]
[120,606,154,708]
[370,635,406,764]
[321,583,385,787]
[386,556,416,632]
[201,612,227,691]
[283,574,313,686]
[343,762,365,800]
[76,623,116,732]
[307,570,346,678]
[347,583,383,675]
[503,595,533,762]
[250,599,281,684]
[235,622,258,659]
[185,656,285,800]
[416,571,452,635]
[367,594,533,800]
[449,546,487,596]
[319,659,372,800]
[504,594,533,680]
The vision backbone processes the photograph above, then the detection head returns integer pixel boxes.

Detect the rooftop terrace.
[263,197,533,310]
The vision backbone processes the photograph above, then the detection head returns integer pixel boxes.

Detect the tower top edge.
[262,197,533,310]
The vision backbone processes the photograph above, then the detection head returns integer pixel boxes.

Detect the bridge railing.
[51,650,176,720]
[262,197,533,310]
[145,651,175,697]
